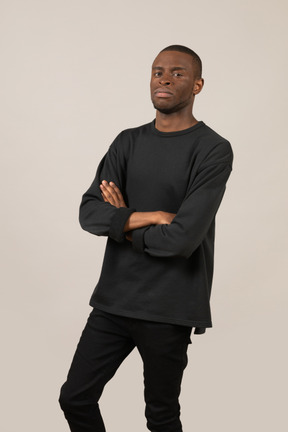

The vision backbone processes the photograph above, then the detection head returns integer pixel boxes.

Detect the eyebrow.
[152,66,187,71]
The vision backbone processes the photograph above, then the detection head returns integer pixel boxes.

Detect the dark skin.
[100,50,204,241]
[100,180,175,241]
[150,50,204,131]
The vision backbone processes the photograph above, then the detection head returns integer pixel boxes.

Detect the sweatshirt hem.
[89,300,212,330]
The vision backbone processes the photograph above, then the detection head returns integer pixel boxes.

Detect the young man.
[59,45,233,432]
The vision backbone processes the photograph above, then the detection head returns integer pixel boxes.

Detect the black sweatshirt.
[79,120,233,334]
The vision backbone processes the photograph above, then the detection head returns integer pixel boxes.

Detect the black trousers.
[58,308,192,432]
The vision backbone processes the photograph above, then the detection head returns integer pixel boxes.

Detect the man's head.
[160,45,202,79]
[150,45,204,115]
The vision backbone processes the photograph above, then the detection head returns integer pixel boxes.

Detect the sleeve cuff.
[131,226,150,253]
[108,207,136,243]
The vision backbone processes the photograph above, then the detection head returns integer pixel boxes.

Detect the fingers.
[99,180,127,208]
[100,181,116,206]
[107,181,123,202]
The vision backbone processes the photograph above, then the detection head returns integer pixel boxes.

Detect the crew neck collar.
[151,119,205,137]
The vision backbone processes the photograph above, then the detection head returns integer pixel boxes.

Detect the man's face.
[150,50,202,114]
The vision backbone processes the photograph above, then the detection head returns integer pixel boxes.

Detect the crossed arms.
[79,137,233,259]
[99,179,176,242]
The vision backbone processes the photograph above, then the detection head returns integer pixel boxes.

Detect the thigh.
[135,321,192,396]
[60,308,135,401]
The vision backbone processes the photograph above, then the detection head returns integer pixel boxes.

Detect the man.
[59,45,233,432]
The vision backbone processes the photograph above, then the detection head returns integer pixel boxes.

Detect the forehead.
[152,50,194,70]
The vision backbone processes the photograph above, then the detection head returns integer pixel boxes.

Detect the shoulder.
[196,122,233,166]
[118,121,152,140]
[109,121,153,151]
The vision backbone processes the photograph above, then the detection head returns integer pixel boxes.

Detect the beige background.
[1,0,287,431]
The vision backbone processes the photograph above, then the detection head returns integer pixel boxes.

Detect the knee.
[58,380,101,413]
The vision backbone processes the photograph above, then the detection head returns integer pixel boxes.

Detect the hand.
[100,180,127,208]
[156,211,176,225]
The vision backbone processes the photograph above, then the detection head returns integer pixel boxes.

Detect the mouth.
[154,88,173,98]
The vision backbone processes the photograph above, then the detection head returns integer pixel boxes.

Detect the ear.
[193,78,204,95]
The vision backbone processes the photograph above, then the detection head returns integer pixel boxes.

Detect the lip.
[154,88,173,97]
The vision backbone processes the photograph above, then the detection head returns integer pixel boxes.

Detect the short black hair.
[159,45,202,78]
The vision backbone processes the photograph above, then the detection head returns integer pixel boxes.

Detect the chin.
[152,102,177,114]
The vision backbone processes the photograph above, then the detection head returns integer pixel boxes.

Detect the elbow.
[175,244,194,259]
[79,205,89,232]
[78,205,104,236]
[163,225,196,258]
[177,236,203,258]
[79,212,92,234]
[79,214,89,233]
[78,217,107,237]
[167,232,197,259]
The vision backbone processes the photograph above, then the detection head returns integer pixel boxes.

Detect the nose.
[159,74,171,86]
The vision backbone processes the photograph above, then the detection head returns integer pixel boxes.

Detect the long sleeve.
[83,121,233,332]
[79,135,136,243]
[131,141,233,258]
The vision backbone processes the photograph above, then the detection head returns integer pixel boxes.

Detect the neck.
[154,111,198,132]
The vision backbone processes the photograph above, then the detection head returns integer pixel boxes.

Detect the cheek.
[150,80,157,96]
[181,86,193,99]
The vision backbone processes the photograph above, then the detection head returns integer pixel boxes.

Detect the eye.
[173,72,183,77]
[154,72,162,77]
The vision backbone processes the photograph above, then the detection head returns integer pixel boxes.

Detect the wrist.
[153,211,161,225]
